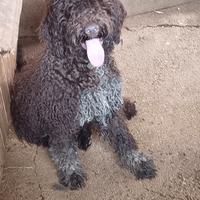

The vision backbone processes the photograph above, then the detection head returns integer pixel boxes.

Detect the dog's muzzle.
[81,23,105,68]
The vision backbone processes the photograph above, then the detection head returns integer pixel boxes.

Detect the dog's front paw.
[133,155,157,179]
[123,151,157,179]
[59,170,87,190]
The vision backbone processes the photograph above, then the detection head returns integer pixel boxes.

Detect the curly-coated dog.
[11,0,156,190]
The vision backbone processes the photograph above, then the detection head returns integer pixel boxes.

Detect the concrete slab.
[1,2,200,200]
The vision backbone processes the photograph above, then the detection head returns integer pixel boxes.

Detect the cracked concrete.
[1,1,200,200]
[125,24,200,31]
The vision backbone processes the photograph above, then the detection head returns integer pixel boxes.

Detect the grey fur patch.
[49,145,80,174]
[124,151,148,168]
[79,65,123,126]
[48,143,87,188]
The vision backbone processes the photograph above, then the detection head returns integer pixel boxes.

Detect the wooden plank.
[0,55,11,119]
[0,88,8,148]
[0,0,22,184]
[0,128,4,183]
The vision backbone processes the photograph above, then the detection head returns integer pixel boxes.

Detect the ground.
[1,2,200,200]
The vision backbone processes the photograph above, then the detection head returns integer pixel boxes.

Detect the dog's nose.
[85,23,100,39]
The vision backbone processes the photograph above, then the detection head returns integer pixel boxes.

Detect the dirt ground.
[1,2,200,200]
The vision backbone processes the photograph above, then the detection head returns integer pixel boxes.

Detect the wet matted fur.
[11,0,156,190]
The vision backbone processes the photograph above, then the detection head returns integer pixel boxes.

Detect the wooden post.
[0,0,22,183]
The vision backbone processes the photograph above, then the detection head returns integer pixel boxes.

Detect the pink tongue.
[86,38,105,67]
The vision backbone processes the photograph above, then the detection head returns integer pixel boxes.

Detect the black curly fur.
[11,0,156,190]
[78,123,92,151]
[123,98,137,120]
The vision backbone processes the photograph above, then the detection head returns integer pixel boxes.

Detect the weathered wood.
[0,0,22,184]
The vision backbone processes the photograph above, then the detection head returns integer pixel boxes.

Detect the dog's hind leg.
[48,133,87,190]
[100,113,156,179]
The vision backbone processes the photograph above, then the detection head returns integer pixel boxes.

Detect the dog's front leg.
[101,113,156,179]
[48,134,87,190]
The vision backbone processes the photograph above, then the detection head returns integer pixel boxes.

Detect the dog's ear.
[39,0,69,46]
[111,1,127,44]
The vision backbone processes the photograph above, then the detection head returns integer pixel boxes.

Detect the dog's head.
[41,0,127,67]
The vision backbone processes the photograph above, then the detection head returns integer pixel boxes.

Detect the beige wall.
[19,0,46,37]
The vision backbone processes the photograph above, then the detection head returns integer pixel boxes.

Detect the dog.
[11,0,156,190]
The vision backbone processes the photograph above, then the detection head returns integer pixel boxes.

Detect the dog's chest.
[79,66,123,126]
